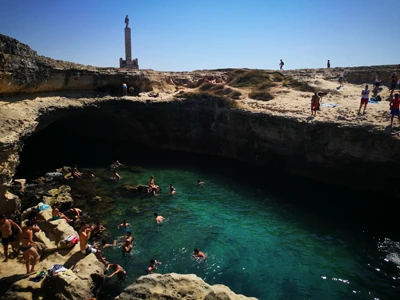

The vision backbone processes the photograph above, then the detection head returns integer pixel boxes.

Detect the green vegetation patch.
[226,70,272,87]
[249,91,274,101]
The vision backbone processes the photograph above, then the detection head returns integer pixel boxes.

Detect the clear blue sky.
[0,0,399,71]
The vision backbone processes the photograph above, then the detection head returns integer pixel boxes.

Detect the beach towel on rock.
[320,103,338,108]
[368,100,379,104]
[56,269,77,284]
[48,264,67,276]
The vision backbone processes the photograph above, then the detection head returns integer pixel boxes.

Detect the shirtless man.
[1,214,22,262]
[197,179,205,186]
[154,213,165,224]
[51,204,73,222]
[79,222,108,264]
[192,248,207,260]
[146,259,162,274]
[106,263,126,280]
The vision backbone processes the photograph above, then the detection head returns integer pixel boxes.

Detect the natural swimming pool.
[76,161,400,300]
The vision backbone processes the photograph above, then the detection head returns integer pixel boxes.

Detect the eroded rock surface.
[115,273,258,300]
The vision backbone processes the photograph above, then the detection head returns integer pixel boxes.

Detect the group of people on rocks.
[310,70,400,125]
[1,161,208,281]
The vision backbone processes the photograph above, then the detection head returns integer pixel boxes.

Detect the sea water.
[83,162,400,300]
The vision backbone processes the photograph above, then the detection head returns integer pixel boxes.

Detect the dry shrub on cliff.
[283,76,315,92]
[226,70,272,87]
[249,91,274,101]
[199,83,242,100]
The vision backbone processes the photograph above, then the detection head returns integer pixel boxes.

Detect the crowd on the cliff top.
[0,161,207,282]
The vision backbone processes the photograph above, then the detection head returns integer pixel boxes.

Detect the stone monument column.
[125,27,132,62]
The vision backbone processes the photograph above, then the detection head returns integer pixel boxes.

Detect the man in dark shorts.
[79,222,108,264]
[1,214,22,262]
[390,94,400,127]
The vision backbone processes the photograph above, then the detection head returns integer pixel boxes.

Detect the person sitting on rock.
[106,263,126,280]
[72,166,82,179]
[146,259,162,274]
[111,160,123,169]
[29,210,44,232]
[51,204,73,222]
[118,220,130,229]
[148,175,159,191]
[20,221,40,274]
[79,222,108,264]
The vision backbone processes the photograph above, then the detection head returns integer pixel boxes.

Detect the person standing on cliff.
[1,214,22,262]
[338,70,345,88]
[122,83,127,96]
[327,60,330,68]
[389,73,398,97]
[279,59,284,70]
[358,85,370,114]
[311,92,319,116]
[390,94,400,127]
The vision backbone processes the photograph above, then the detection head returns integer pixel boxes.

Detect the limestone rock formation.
[115,273,258,300]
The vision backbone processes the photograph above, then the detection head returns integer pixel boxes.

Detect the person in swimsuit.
[122,239,132,254]
[311,92,319,116]
[154,213,165,224]
[146,259,162,274]
[92,221,107,235]
[20,221,40,274]
[390,94,400,127]
[51,204,73,222]
[106,263,126,280]
[79,222,108,264]
[1,214,22,262]
[169,184,176,195]
[359,85,370,114]
[192,248,207,260]
[69,207,84,220]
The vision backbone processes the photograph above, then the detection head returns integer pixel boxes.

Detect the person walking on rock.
[1,214,22,262]
[338,70,345,88]
[311,92,319,116]
[20,221,39,274]
[279,59,284,70]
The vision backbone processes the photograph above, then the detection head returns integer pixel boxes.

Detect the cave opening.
[13,107,400,239]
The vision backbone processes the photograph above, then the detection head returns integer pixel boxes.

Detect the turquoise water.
[84,163,400,300]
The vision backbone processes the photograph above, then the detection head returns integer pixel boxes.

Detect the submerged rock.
[114,273,258,300]
[122,184,149,194]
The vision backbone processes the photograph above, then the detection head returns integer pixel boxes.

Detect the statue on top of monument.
[125,15,129,28]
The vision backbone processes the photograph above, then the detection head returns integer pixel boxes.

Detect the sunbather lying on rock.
[51,204,73,223]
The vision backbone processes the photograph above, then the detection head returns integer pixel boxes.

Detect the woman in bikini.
[20,221,40,274]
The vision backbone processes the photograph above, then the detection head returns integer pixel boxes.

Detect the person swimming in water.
[197,179,205,186]
[154,213,165,224]
[169,184,176,195]
[192,248,207,261]
[118,220,130,229]
[146,259,162,274]
[113,171,121,181]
